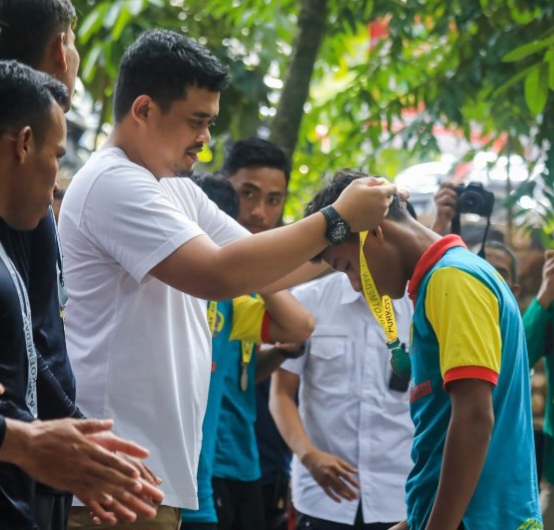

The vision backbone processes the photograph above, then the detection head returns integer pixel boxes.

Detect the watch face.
[329,220,350,244]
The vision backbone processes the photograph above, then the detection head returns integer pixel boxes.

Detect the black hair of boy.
[193,175,240,220]
[222,137,291,187]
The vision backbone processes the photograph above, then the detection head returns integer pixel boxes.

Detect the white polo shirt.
[59,148,248,509]
[284,273,414,524]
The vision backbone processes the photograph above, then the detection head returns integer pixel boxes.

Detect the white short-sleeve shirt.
[285,273,414,524]
[59,148,248,509]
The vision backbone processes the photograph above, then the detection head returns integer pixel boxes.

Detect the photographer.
[431,182,494,239]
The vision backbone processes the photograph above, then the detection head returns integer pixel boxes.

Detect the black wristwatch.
[320,205,352,245]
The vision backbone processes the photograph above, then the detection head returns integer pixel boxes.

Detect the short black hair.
[193,174,240,220]
[0,0,76,68]
[0,60,69,145]
[305,168,407,221]
[114,30,229,122]
[484,240,519,284]
[222,137,291,186]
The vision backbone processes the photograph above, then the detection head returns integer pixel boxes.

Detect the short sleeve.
[230,296,269,344]
[80,165,205,283]
[425,267,502,387]
[160,177,249,246]
[280,354,306,375]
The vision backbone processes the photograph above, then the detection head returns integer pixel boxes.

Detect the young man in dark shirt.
[0,59,164,530]
[0,59,76,530]
[0,1,81,527]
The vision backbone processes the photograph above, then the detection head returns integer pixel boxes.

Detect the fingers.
[112,489,158,520]
[397,188,410,201]
[98,494,139,523]
[89,431,150,459]
[86,499,117,525]
[135,461,162,485]
[137,479,164,505]
[316,460,359,502]
[319,471,358,502]
[87,444,142,482]
[72,418,114,436]
[0,382,4,395]
[336,457,358,475]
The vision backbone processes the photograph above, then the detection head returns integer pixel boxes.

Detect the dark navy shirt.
[0,243,36,530]
[0,213,76,409]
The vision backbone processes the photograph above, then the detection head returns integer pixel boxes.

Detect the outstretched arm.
[151,178,396,300]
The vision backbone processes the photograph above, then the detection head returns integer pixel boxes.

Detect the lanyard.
[359,231,411,376]
[0,242,38,417]
[207,301,218,335]
[50,207,68,312]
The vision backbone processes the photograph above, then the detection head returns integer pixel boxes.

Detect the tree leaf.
[525,63,549,115]
[503,34,554,63]
[78,2,109,44]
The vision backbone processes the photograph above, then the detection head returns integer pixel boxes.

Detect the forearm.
[262,291,315,344]
[258,261,332,295]
[213,214,329,298]
[426,405,493,530]
[256,348,288,383]
[269,373,314,461]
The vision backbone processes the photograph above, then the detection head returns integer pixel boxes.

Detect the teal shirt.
[182,297,267,525]
[212,339,260,481]
[407,237,541,530]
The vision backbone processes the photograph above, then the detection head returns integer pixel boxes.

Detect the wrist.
[1,418,32,466]
[299,444,317,467]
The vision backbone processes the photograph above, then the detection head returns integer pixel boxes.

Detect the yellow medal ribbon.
[207,301,218,335]
[359,231,398,345]
[359,231,411,376]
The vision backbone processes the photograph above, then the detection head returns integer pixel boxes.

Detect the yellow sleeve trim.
[425,267,502,378]
[230,295,267,343]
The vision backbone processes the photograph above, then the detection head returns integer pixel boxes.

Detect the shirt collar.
[339,274,408,319]
[408,235,467,302]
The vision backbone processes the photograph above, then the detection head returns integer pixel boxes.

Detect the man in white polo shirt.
[270,273,414,530]
[60,30,398,530]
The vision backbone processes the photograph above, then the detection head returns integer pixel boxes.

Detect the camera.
[455,182,494,217]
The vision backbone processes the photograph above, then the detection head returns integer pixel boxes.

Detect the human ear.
[374,226,385,243]
[131,96,153,124]
[53,33,68,73]
[14,127,33,164]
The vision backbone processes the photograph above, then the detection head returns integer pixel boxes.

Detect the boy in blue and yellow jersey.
[304,169,542,530]
[181,177,314,530]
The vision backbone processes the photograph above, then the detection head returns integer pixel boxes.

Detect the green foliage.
[71,0,554,229]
